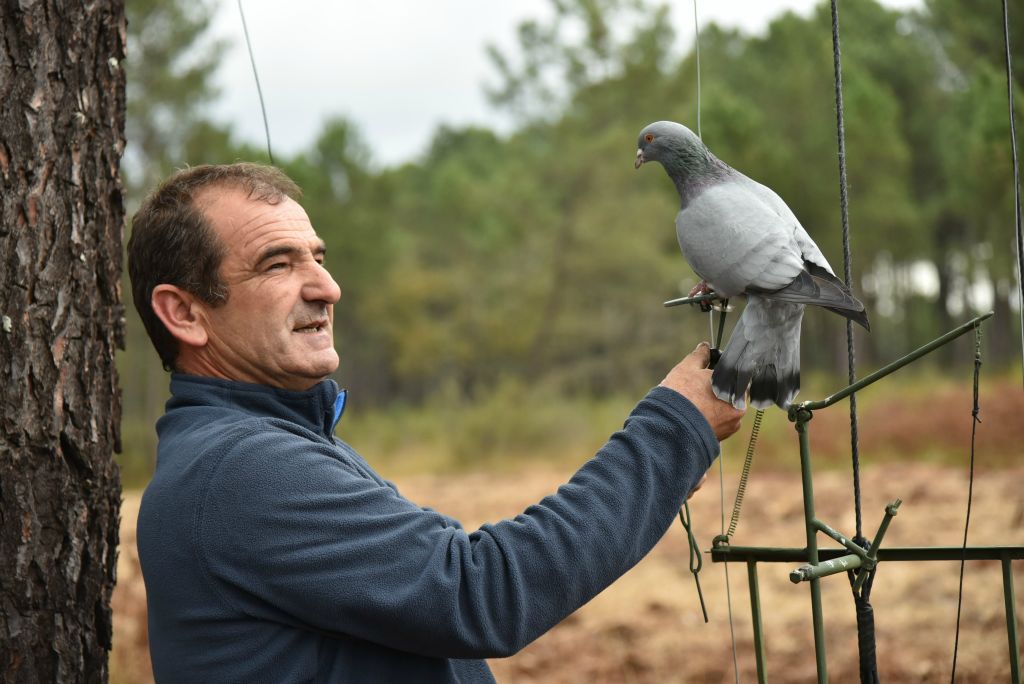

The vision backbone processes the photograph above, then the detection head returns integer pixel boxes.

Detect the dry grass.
[112,459,1023,683]
[734,377,1024,469]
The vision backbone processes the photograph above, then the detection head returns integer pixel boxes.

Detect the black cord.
[848,539,880,684]
[830,0,863,544]
[831,5,877,682]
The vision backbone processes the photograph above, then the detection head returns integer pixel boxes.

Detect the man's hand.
[660,342,746,441]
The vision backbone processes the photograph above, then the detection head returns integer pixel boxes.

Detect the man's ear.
[151,284,209,349]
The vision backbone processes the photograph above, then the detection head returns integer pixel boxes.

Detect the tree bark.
[0,1,126,681]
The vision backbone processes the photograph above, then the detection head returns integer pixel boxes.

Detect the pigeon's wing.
[724,174,868,327]
[732,174,836,277]
[748,264,858,308]
[675,182,805,297]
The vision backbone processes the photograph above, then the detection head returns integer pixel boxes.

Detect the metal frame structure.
[662,303,1023,683]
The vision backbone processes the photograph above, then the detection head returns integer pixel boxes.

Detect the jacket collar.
[168,373,347,437]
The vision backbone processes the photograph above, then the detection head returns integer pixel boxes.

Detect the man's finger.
[680,342,711,370]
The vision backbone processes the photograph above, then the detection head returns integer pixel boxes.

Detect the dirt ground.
[112,462,1023,683]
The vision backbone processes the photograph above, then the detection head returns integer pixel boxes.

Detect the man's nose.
[304,262,342,304]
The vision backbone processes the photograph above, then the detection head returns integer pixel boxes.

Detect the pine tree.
[0,0,126,679]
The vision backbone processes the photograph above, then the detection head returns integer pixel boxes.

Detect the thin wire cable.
[711,305,740,684]
[238,0,275,165]
[829,0,863,542]
[719,448,740,684]
[693,0,702,139]
[950,326,983,682]
[1002,0,1024,388]
[692,0,735,674]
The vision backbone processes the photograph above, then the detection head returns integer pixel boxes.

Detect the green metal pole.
[712,544,1024,563]
[748,561,768,684]
[852,499,901,594]
[794,312,993,413]
[812,519,870,559]
[796,409,828,682]
[1002,558,1021,684]
[791,554,863,583]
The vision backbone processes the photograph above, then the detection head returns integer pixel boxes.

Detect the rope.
[238,0,275,165]
[847,546,880,684]
[1002,0,1024,388]
[829,0,863,543]
[678,503,708,622]
[951,325,983,682]
[829,5,878,682]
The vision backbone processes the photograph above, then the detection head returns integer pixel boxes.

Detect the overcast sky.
[209,0,922,167]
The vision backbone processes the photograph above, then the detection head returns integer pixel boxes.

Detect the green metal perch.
[707,311,1022,683]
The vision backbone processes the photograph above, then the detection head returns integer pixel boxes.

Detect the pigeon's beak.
[634,149,645,170]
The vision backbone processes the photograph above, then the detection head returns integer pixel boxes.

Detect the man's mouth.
[294,320,328,334]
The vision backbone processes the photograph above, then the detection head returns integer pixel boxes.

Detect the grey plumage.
[635,120,869,410]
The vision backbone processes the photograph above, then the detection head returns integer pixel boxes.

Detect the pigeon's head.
[634,121,709,177]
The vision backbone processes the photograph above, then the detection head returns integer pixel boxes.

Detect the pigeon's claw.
[689,280,715,312]
[688,280,712,298]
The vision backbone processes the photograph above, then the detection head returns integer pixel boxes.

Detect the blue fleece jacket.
[137,374,719,683]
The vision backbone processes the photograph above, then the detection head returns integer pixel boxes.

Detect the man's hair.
[128,163,302,371]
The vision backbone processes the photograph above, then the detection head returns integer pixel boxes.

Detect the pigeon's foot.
[688,280,715,312]
[688,280,712,298]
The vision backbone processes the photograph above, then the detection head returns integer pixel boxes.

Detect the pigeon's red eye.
[644,133,654,143]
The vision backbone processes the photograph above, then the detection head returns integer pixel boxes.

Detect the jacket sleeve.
[198,386,719,659]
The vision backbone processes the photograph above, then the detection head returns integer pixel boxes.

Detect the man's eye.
[267,262,287,271]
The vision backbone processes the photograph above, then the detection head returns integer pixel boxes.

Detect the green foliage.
[123,0,233,202]
[118,0,1024,483]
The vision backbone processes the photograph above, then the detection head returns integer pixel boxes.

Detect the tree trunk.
[934,212,965,366]
[989,282,1014,370]
[0,1,126,681]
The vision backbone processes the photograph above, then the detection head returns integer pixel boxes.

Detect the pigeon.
[635,120,869,410]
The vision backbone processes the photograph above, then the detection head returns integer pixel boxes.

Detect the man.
[129,163,745,683]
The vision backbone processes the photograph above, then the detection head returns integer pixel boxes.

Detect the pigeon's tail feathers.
[753,266,870,330]
[711,359,755,411]
[712,297,803,410]
[749,364,800,410]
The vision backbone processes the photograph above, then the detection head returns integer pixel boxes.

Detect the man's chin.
[308,350,340,379]
[273,351,339,391]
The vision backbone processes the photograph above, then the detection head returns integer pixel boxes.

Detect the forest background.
[118,0,1023,486]
[110,0,1024,680]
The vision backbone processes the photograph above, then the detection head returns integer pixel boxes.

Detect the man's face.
[194,188,342,391]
